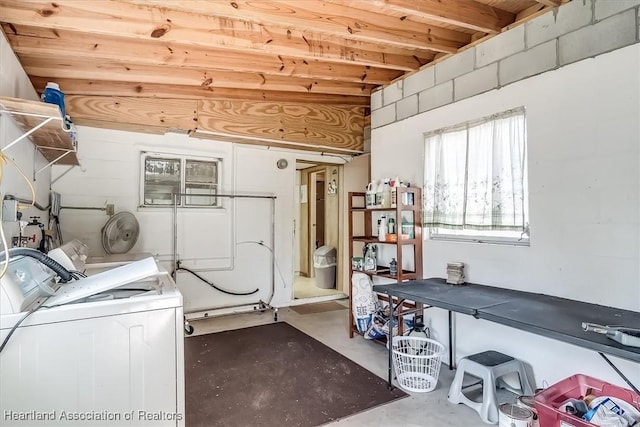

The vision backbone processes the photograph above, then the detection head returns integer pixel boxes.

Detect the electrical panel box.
[2,199,18,222]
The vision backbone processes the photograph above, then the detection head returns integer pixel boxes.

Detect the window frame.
[423,108,529,246]
[140,151,221,208]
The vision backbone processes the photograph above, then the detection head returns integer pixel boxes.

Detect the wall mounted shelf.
[0,97,79,176]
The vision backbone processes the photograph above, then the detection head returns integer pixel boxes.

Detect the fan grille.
[101,212,140,254]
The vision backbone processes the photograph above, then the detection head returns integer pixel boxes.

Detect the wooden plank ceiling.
[0,0,563,154]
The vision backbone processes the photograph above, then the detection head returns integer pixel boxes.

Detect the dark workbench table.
[373,277,640,389]
[478,291,640,362]
[373,278,520,315]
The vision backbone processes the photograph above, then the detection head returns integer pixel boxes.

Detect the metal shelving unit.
[0,96,79,179]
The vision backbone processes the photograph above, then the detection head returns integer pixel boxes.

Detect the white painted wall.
[371,44,640,388]
[294,169,301,276]
[341,153,370,293]
[0,31,51,244]
[50,125,345,311]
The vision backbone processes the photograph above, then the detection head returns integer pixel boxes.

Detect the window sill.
[428,234,529,247]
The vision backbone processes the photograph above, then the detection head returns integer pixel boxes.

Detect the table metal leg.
[599,352,639,394]
[387,303,393,390]
[449,310,453,370]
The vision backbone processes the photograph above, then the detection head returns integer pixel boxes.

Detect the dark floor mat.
[184,322,406,427]
[290,301,347,314]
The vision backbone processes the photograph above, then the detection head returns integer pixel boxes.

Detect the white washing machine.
[48,238,155,273]
[0,252,185,427]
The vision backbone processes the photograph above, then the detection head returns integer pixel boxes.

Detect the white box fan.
[101,212,140,254]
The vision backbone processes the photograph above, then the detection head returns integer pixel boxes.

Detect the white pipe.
[192,129,362,155]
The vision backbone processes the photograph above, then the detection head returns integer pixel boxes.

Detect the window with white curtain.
[423,107,529,244]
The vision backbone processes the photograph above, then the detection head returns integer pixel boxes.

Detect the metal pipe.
[388,293,394,390]
[267,196,276,306]
[60,206,106,211]
[185,300,276,322]
[3,195,48,211]
[172,193,178,280]
[184,301,267,317]
[211,193,276,199]
[449,310,454,369]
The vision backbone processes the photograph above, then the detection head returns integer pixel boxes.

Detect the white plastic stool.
[447,351,534,424]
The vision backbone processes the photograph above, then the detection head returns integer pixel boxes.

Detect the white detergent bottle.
[375,179,385,208]
[365,181,376,209]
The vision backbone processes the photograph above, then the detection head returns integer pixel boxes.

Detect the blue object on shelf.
[41,82,65,118]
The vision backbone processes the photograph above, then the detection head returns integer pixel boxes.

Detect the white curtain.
[423,108,528,231]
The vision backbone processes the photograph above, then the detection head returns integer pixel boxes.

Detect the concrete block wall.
[371,0,640,129]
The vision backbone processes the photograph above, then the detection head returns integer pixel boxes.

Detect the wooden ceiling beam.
[535,0,561,7]
[120,0,471,51]
[197,99,365,152]
[30,77,371,106]
[71,118,169,135]
[3,24,406,85]
[65,95,365,152]
[0,0,438,70]
[337,0,515,34]
[66,95,198,130]
[515,3,547,22]
[19,55,375,97]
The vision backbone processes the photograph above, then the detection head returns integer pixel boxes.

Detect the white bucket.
[499,403,533,427]
[516,395,540,427]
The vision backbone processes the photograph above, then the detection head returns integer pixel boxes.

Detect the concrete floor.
[188,301,489,427]
[293,275,345,299]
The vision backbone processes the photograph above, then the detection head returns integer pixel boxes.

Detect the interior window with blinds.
[423,108,529,244]
[142,153,220,207]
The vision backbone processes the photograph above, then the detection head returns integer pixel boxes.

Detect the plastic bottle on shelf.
[64,115,78,149]
[387,217,395,234]
[381,179,392,208]
[389,258,398,276]
[364,244,377,271]
[401,181,415,206]
[378,215,387,242]
[41,82,65,118]
[375,179,385,208]
[390,176,400,208]
[365,181,376,209]
[401,217,414,239]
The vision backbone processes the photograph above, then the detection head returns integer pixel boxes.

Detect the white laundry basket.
[392,336,446,393]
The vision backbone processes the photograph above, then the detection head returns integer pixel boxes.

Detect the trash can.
[314,246,336,289]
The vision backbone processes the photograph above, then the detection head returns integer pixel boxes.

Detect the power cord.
[174,262,258,296]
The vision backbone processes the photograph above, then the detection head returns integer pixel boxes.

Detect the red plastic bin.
[534,374,640,427]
